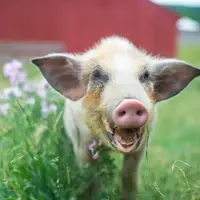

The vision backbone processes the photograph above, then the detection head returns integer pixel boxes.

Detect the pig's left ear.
[31,53,88,101]
[151,59,200,102]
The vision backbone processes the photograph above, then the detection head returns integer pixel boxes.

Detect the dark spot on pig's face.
[138,67,156,102]
[89,65,109,89]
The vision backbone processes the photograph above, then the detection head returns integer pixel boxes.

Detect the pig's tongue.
[113,128,137,146]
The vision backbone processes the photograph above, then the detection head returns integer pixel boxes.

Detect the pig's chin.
[106,127,144,154]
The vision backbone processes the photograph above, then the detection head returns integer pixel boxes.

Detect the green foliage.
[0,94,119,200]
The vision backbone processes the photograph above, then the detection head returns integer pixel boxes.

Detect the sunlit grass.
[139,42,200,199]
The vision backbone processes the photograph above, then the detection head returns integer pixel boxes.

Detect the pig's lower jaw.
[106,128,144,154]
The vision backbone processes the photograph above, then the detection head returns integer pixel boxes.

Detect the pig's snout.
[113,99,149,128]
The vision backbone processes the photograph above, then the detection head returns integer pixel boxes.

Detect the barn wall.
[0,0,67,42]
[0,0,178,57]
[151,2,179,57]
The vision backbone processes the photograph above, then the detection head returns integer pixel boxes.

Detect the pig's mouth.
[106,126,144,153]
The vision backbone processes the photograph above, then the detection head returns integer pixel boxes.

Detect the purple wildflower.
[41,101,48,118]
[0,93,5,100]
[36,79,49,99]
[41,101,57,118]
[16,71,27,84]
[88,139,102,160]
[9,71,27,85]
[3,60,22,77]
[3,86,22,99]
[23,83,34,93]
[0,103,10,116]
[3,60,27,85]
[92,152,99,160]
[36,87,47,99]
[40,78,48,88]
[1,60,57,118]
[49,104,57,112]
[25,97,35,105]
[88,140,97,151]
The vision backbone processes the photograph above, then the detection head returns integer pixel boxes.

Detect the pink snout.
[113,99,149,128]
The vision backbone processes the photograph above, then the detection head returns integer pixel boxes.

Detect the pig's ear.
[151,59,200,102]
[31,53,87,101]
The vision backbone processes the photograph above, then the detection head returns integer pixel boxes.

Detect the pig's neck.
[63,99,97,165]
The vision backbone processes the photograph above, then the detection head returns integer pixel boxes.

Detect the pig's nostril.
[136,110,143,116]
[118,110,126,117]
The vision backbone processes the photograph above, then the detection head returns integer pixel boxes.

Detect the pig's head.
[31,36,200,154]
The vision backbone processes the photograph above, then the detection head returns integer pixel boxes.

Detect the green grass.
[139,43,200,200]
[1,42,200,200]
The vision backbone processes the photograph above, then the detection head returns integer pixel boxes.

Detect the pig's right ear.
[151,59,200,102]
[31,53,87,101]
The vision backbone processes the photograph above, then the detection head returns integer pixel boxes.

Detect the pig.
[31,36,200,200]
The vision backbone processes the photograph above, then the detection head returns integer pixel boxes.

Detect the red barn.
[0,0,179,59]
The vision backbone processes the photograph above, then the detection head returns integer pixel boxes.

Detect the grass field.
[0,42,200,200]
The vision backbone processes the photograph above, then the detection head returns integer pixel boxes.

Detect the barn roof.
[151,0,200,23]
[163,4,200,23]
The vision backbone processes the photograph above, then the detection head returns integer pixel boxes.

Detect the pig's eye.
[91,67,109,84]
[92,68,101,79]
[140,71,149,82]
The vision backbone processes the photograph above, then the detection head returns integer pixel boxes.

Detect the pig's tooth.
[107,132,116,147]
[107,132,113,140]
[135,131,140,138]
[107,131,117,146]
[112,140,117,147]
